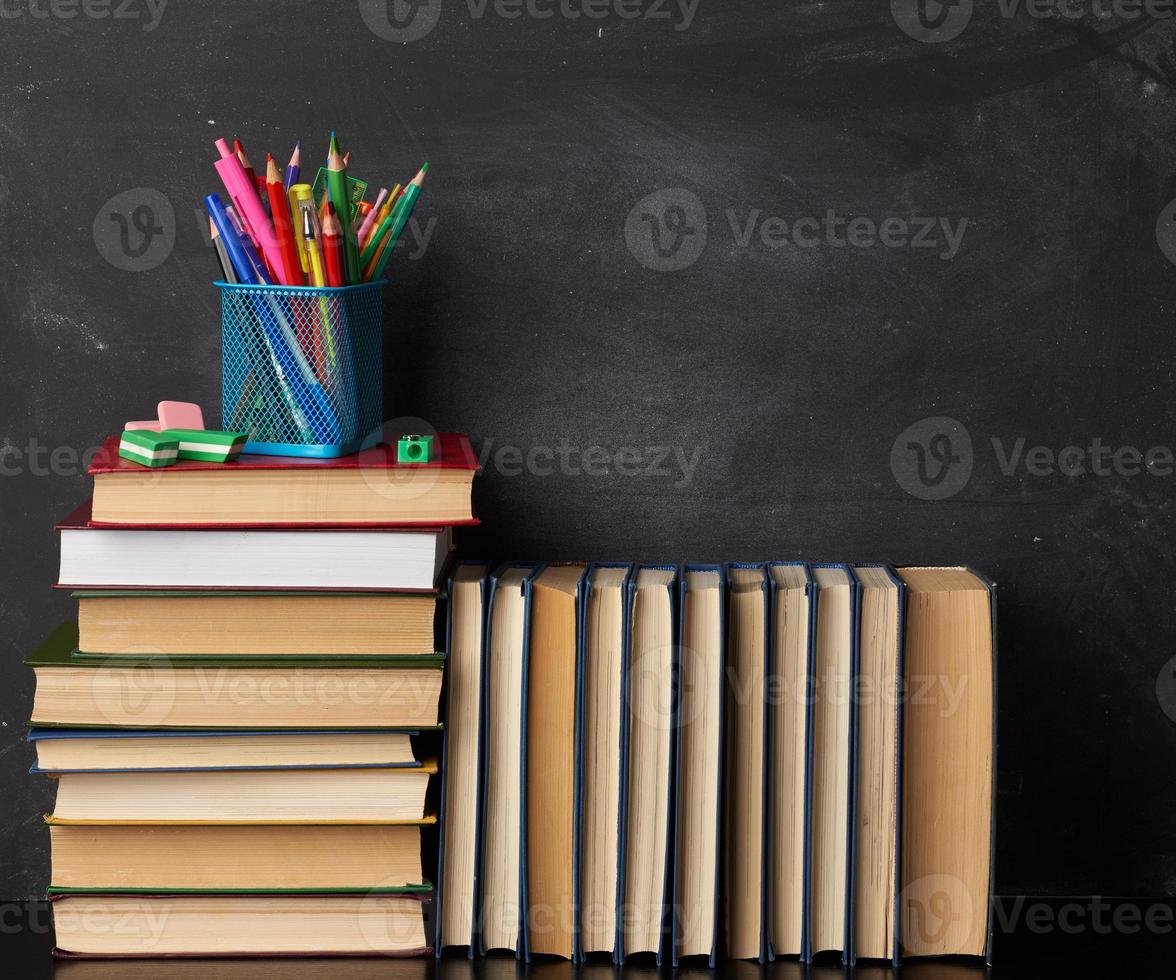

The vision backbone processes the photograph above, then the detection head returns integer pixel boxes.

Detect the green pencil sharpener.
[397,434,434,464]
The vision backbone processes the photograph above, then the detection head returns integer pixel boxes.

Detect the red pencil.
[322,203,345,288]
[234,139,257,189]
[265,154,304,286]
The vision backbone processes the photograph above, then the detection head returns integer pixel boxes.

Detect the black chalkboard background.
[1,0,1174,902]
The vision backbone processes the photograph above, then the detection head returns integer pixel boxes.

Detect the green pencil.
[369,162,428,281]
[325,132,359,283]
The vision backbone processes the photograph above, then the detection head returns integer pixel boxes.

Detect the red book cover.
[90,432,481,475]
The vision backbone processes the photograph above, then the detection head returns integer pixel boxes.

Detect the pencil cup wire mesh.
[219,281,384,458]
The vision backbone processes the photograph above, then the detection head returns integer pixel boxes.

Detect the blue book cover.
[671,564,725,968]
[477,562,542,960]
[616,564,677,967]
[436,561,490,958]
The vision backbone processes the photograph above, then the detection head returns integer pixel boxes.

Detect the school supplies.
[209,214,238,284]
[368,163,428,281]
[123,420,161,432]
[205,194,257,284]
[208,131,427,289]
[288,183,315,272]
[266,154,305,286]
[234,138,258,191]
[226,205,274,285]
[299,205,327,288]
[214,138,285,281]
[377,183,402,223]
[164,428,247,463]
[326,135,361,283]
[118,430,178,469]
[355,186,388,247]
[283,139,301,192]
[311,167,367,218]
[322,203,346,288]
[157,401,205,431]
[397,434,434,463]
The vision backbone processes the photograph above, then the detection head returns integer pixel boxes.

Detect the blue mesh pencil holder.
[218,281,384,458]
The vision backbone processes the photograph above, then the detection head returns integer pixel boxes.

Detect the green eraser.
[397,434,434,464]
[162,429,248,463]
[119,430,179,468]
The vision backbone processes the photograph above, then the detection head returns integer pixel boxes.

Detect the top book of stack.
[86,433,481,527]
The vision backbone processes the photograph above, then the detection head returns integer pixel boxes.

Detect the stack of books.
[437,562,996,966]
[27,434,480,958]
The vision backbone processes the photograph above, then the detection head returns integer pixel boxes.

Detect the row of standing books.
[437,562,996,966]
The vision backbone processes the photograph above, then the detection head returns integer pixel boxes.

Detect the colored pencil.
[322,202,346,288]
[225,206,274,285]
[355,187,389,248]
[214,138,284,279]
[234,139,257,190]
[284,140,301,192]
[209,214,237,284]
[266,154,304,286]
[376,184,401,223]
[326,134,360,283]
[366,163,427,281]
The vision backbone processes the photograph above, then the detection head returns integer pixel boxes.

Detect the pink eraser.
[157,401,205,430]
[124,420,162,432]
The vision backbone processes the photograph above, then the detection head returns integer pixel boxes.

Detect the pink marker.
[355,187,389,248]
[213,138,288,283]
